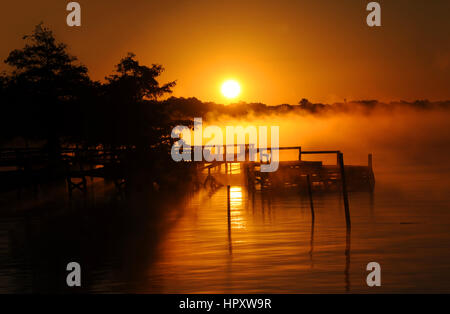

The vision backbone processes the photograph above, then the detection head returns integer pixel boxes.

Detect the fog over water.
[160,105,450,293]
[1,104,450,293]
[200,104,450,188]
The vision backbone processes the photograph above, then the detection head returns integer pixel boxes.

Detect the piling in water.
[338,153,351,229]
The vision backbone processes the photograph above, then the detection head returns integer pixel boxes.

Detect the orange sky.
[0,0,449,105]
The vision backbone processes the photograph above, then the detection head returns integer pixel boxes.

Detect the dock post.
[298,147,302,161]
[245,144,249,162]
[338,152,351,229]
[368,154,373,170]
[306,174,315,221]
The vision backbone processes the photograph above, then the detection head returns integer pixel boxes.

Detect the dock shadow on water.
[0,180,190,293]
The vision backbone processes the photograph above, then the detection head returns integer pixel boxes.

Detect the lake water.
[0,163,450,293]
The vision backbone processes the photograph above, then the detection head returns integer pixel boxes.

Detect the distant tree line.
[162,97,450,120]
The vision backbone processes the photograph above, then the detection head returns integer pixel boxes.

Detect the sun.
[221,80,241,99]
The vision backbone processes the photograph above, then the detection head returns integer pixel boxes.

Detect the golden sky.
[0,0,449,104]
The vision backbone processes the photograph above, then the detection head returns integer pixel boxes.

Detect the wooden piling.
[368,153,373,170]
[306,174,315,221]
[338,152,351,229]
[298,147,302,161]
[67,175,87,200]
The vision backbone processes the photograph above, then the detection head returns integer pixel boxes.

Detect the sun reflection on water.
[229,186,245,229]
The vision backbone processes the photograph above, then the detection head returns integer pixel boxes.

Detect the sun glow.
[221,80,241,99]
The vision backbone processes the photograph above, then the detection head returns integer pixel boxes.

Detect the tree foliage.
[1,23,91,145]
[106,53,176,102]
[0,24,180,155]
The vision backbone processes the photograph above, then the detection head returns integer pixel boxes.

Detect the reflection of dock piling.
[199,147,373,229]
[345,228,351,291]
[227,185,231,213]
[306,174,315,221]
[191,146,374,228]
[227,185,232,254]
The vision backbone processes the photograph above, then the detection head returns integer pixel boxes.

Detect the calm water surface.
[0,165,450,293]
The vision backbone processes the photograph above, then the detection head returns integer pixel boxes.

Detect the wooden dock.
[0,146,375,198]
[246,157,375,192]
[0,146,130,197]
[194,146,375,193]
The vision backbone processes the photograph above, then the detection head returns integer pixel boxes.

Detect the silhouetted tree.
[106,53,176,102]
[3,23,91,152]
[0,73,13,144]
[100,53,178,149]
[97,54,193,187]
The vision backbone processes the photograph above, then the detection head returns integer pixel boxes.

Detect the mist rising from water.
[202,105,450,195]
